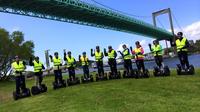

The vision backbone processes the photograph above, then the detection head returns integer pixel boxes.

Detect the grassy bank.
[0,69,200,112]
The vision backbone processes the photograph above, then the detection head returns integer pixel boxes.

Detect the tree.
[0,28,34,80]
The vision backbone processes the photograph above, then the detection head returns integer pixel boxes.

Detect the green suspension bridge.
[0,0,173,40]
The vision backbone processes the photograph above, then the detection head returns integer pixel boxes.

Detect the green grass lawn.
[0,69,200,112]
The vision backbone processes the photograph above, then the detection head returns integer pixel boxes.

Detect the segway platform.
[153,66,170,77]
[31,84,47,95]
[123,69,137,78]
[53,80,67,90]
[176,64,195,75]
[96,73,108,81]
[108,71,121,80]
[81,75,94,83]
[67,77,80,86]
[135,69,150,79]
[13,88,31,100]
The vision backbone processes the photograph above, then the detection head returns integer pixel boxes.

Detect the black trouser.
[54,70,63,84]
[82,65,89,79]
[108,58,117,75]
[15,75,26,94]
[124,59,132,74]
[154,56,163,68]
[34,72,43,86]
[68,67,76,80]
[178,51,190,69]
[96,61,104,76]
[135,60,145,72]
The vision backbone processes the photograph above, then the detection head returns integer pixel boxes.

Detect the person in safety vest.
[49,52,64,84]
[79,52,90,80]
[175,32,190,70]
[29,56,45,88]
[149,40,164,69]
[131,41,145,72]
[91,46,104,77]
[104,46,118,76]
[64,51,76,80]
[118,44,133,74]
[12,56,27,94]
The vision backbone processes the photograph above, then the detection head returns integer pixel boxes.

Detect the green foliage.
[0,28,34,78]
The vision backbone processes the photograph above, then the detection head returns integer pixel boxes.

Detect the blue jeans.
[82,65,89,78]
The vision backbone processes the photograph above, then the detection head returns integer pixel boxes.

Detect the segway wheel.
[53,82,57,90]
[176,64,182,75]
[164,66,170,76]
[41,84,48,92]
[133,69,139,79]
[13,91,18,100]
[153,67,159,77]
[144,69,150,78]
[31,86,40,95]
[90,75,94,82]
[117,71,121,79]
[25,88,31,97]
[189,65,195,75]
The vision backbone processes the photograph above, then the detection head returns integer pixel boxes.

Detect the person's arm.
[91,49,95,57]
[78,55,81,63]
[148,44,153,51]
[117,51,123,57]
[104,48,108,56]
[42,64,45,70]
[114,50,117,58]
[183,39,190,48]
[29,57,34,66]
[101,52,104,59]
[64,52,67,61]
[49,55,53,62]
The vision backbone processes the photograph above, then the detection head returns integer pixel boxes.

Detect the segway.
[123,69,137,78]
[135,69,150,79]
[81,75,94,83]
[153,66,170,77]
[13,88,31,100]
[96,73,108,81]
[31,84,47,95]
[108,71,121,80]
[67,77,80,86]
[53,80,67,90]
[176,64,195,75]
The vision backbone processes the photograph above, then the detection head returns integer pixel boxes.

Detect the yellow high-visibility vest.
[134,47,144,59]
[53,57,61,66]
[152,45,163,56]
[95,51,103,61]
[108,50,115,59]
[33,60,43,73]
[80,56,89,66]
[12,61,25,76]
[176,37,188,52]
[123,49,132,60]
[66,56,75,68]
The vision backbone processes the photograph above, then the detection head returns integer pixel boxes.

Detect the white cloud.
[174,21,200,41]
[11,26,20,32]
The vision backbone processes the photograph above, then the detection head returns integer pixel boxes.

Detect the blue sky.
[0,0,199,63]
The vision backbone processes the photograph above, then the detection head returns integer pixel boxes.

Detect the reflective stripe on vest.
[12,61,25,74]
[80,56,89,66]
[123,49,132,60]
[176,37,188,52]
[134,47,144,59]
[108,50,115,59]
[33,60,43,73]
[66,56,75,67]
[152,45,163,56]
[95,51,103,61]
[53,57,61,66]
